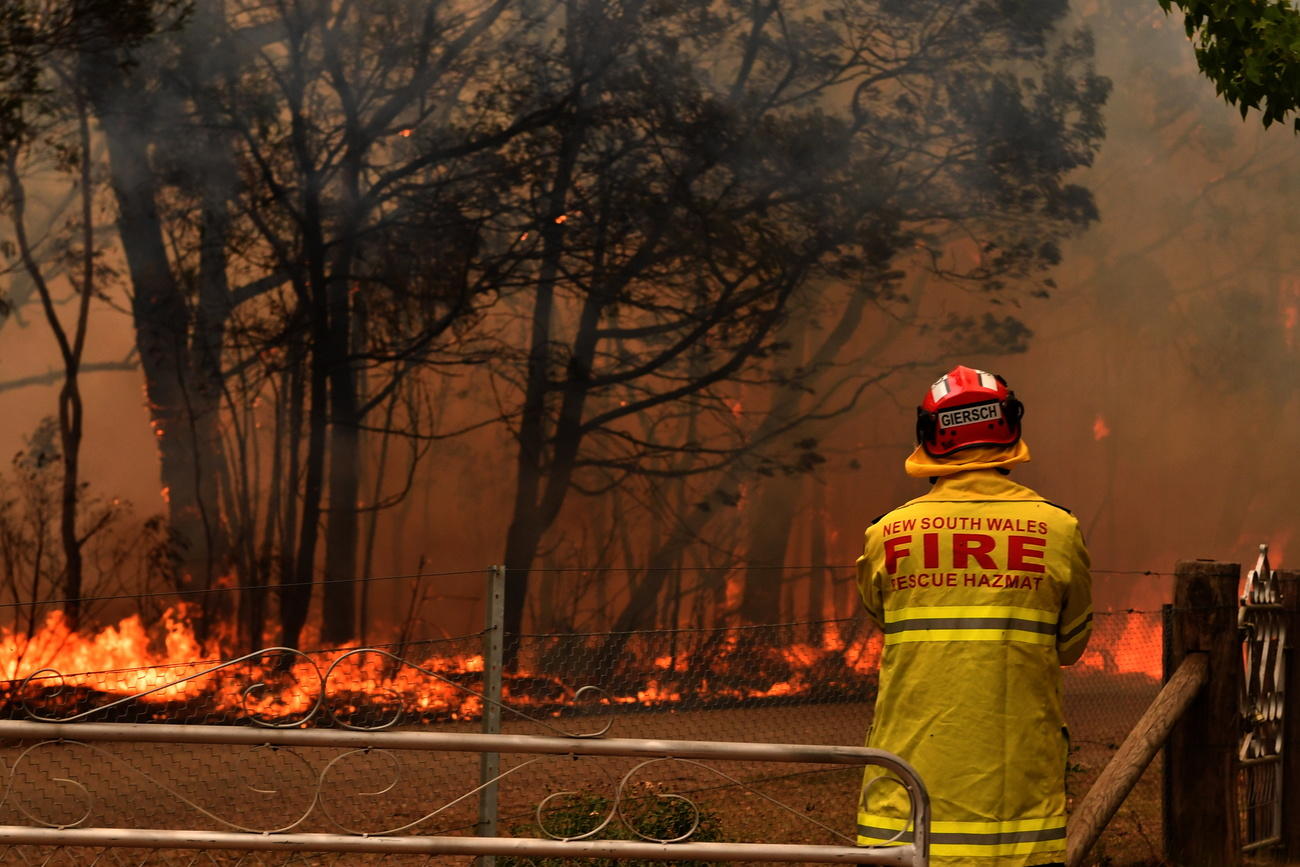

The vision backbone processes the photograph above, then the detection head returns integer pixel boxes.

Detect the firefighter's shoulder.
[1041,500,1074,516]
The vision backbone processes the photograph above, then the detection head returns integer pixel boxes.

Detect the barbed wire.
[1,610,1174,688]
[0,565,1177,611]
[520,617,866,639]
[1092,569,1174,576]
[0,568,485,610]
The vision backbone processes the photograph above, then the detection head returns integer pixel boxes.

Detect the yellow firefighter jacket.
[856,468,1092,867]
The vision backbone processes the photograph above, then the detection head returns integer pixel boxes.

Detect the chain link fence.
[0,603,1168,865]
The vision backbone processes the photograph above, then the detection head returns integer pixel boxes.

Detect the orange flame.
[1076,613,1161,679]
[2,608,488,723]
[1092,414,1111,441]
[1,607,1158,726]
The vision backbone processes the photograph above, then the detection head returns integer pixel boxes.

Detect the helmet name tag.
[938,401,1002,428]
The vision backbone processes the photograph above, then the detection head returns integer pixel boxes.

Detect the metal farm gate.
[0,643,931,865]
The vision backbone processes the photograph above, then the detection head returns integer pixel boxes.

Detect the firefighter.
[856,365,1092,867]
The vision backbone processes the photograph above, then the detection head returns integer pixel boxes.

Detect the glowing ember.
[1092,414,1111,441]
[398,128,412,137]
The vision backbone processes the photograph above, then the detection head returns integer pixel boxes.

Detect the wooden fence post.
[1278,569,1299,862]
[1163,559,1241,867]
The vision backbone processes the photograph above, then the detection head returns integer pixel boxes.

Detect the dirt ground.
[0,673,1204,866]
[10,670,1274,867]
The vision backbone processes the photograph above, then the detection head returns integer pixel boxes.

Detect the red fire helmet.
[916,365,1024,457]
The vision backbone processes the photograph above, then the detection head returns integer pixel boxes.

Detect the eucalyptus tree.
[486,0,1110,663]
[61,0,561,648]
[1,0,180,627]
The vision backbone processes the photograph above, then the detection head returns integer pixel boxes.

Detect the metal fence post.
[1163,559,1241,867]
[477,565,506,865]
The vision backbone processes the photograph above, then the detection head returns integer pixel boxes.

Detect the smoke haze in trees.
[0,0,1290,645]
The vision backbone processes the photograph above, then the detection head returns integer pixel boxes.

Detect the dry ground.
[0,672,1243,866]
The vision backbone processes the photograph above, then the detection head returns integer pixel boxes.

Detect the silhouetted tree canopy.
[2,0,1110,656]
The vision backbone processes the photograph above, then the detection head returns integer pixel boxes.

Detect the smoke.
[1,0,1293,640]
[890,2,1300,608]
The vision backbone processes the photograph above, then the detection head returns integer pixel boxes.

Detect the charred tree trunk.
[278,16,337,648]
[280,158,331,648]
[322,310,360,645]
[245,371,284,652]
[739,319,809,625]
[807,478,827,644]
[501,101,586,670]
[77,39,230,617]
[4,107,93,629]
[282,295,328,649]
[740,473,803,624]
[191,101,236,635]
[591,480,737,675]
[735,278,909,623]
[359,391,398,647]
[277,343,306,640]
[320,137,365,646]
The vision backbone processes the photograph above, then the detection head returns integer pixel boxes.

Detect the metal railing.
[0,719,930,864]
[0,573,1172,864]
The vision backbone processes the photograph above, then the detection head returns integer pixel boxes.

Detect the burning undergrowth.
[0,608,1158,728]
[0,610,884,727]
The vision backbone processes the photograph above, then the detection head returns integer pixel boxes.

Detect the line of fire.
[0,0,1297,863]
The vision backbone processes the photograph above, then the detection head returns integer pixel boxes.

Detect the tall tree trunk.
[279,17,334,647]
[78,43,228,609]
[735,277,913,622]
[591,478,737,673]
[321,148,364,646]
[190,101,235,637]
[245,370,284,653]
[322,341,360,645]
[280,183,330,649]
[501,108,586,669]
[740,472,804,624]
[282,309,328,649]
[807,477,827,645]
[5,85,99,630]
[739,320,809,624]
[359,392,398,647]
[277,345,305,640]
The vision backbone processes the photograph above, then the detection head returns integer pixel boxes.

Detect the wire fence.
[0,609,1168,865]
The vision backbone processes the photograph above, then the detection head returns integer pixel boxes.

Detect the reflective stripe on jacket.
[856,470,1092,867]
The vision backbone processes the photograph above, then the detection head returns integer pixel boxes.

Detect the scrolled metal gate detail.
[0,721,929,865]
[0,639,929,865]
[1239,543,1287,853]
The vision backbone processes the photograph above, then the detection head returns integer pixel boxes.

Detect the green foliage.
[1158,0,1300,130]
[500,791,724,867]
